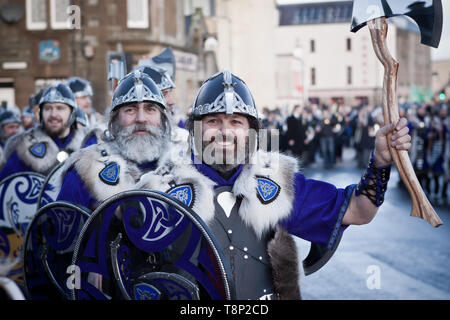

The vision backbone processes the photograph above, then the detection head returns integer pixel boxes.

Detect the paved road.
[296,148,450,300]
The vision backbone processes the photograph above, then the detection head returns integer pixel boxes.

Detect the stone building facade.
[0,0,217,114]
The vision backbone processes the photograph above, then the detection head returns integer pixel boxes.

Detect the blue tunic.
[58,152,354,248]
[193,159,354,248]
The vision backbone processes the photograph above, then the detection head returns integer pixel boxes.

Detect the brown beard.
[201,135,252,173]
[44,121,69,138]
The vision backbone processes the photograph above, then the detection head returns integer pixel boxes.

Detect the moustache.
[47,117,63,123]
[119,123,162,137]
[204,134,238,145]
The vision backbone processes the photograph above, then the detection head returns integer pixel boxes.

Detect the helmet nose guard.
[191,70,258,120]
[108,69,167,114]
[134,65,176,92]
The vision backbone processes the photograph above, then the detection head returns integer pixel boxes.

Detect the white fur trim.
[4,126,87,175]
[233,151,298,237]
[138,150,298,237]
[61,142,141,203]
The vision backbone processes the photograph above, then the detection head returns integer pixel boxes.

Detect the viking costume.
[66,77,107,130]
[0,83,96,182]
[135,71,357,300]
[136,64,189,150]
[56,70,170,210]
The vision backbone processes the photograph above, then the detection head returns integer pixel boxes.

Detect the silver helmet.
[191,70,258,120]
[134,65,176,92]
[66,77,94,98]
[38,82,78,127]
[108,69,166,114]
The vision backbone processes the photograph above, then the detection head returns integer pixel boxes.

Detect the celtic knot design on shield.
[142,200,184,242]
[123,197,188,253]
[42,208,85,251]
[15,176,45,204]
[256,177,280,204]
[259,181,276,198]
[99,163,120,185]
[167,184,194,208]
[173,188,189,203]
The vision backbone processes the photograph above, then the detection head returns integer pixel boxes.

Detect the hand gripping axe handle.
[351,0,444,227]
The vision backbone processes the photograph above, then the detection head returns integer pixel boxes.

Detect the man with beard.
[56,70,171,210]
[137,70,412,300]
[0,82,95,181]
[136,65,189,147]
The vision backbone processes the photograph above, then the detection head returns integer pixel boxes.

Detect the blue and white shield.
[71,190,234,300]
[0,172,46,284]
[23,201,91,300]
[37,162,65,209]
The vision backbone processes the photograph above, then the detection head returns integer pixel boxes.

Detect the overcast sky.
[276,0,450,61]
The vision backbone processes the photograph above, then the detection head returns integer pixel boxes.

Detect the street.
[297,148,450,300]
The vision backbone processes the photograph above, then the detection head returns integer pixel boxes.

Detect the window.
[347,66,352,85]
[35,78,66,93]
[311,67,316,86]
[127,0,149,29]
[27,0,74,30]
[26,0,47,30]
[50,0,71,29]
[346,38,352,51]
[184,0,214,17]
[310,39,315,53]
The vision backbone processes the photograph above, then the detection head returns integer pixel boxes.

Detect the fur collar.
[4,126,88,174]
[60,141,142,203]
[137,150,298,238]
[233,151,298,237]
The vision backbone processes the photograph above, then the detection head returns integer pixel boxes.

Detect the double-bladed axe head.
[351,0,443,48]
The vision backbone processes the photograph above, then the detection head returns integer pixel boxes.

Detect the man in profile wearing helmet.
[66,77,106,129]
[135,65,189,147]
[137,70,412,300]
[56,70,172,210]
[0,82,96,181]
[20,106,36,130]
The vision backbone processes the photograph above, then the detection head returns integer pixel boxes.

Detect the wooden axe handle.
[368,17,442,227]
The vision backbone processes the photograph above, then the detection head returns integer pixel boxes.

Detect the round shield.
[71,190,234,300]
[23,201,91,300]
[0,172,46,283]
[37,162,65,209]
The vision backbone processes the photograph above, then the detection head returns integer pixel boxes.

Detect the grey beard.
[115,124,167,164]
